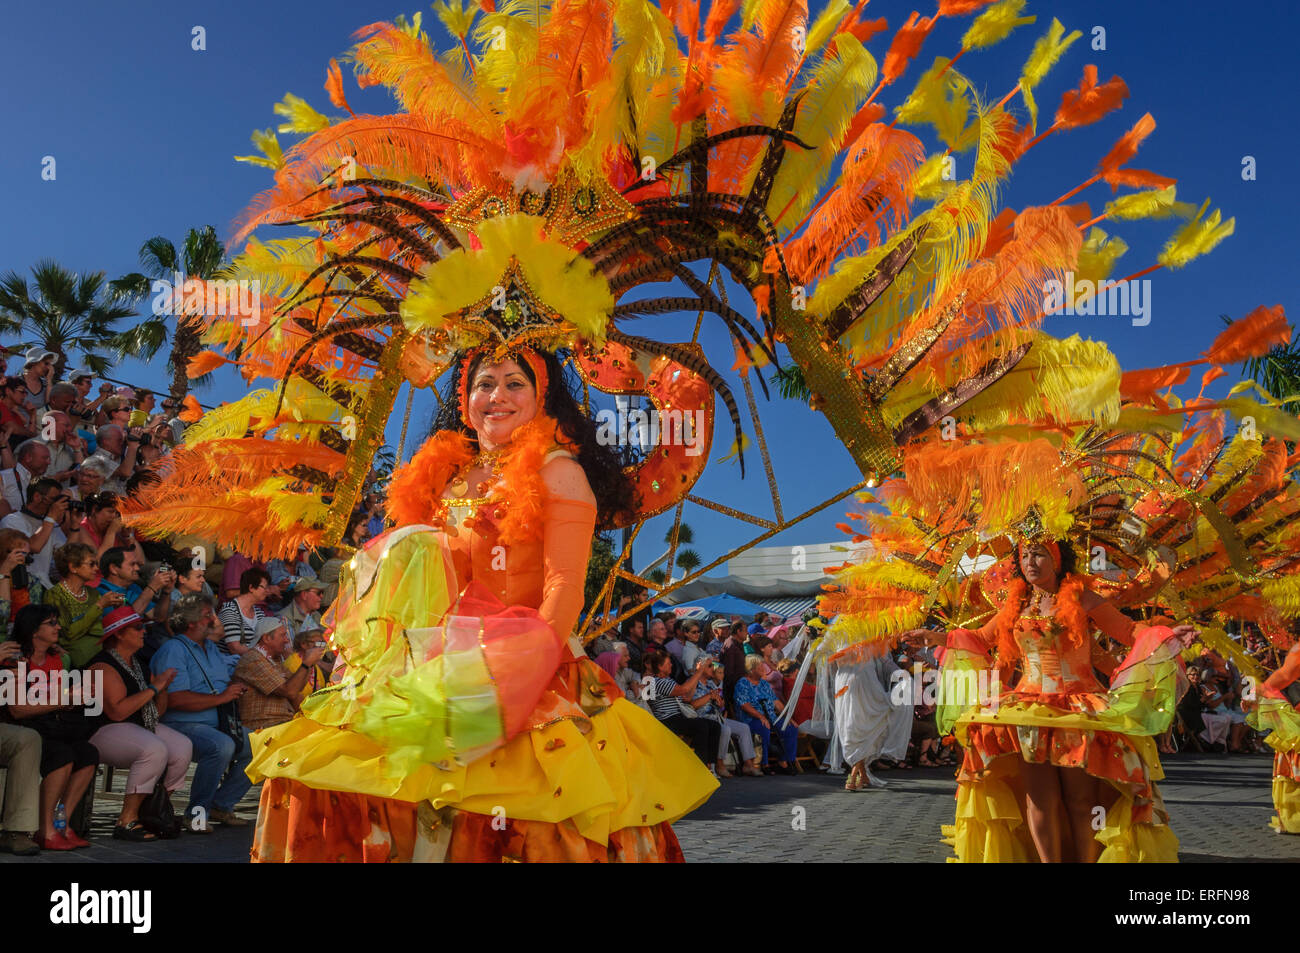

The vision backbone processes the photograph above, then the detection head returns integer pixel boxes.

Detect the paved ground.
[4,751,1294,863]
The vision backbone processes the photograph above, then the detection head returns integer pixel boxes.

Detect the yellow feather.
[894,57,978,152]
[233,128,284,170]
[273,93,332,135]
[1073,227,1128,289]
[1018,18,1082,128]
[805,0,851,57]
[961,0,1035,51]
[1103,185,1196,222]
[1158,199,1235,269]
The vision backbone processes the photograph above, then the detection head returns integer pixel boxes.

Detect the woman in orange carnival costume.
[246,346,718,862]
[910,538,1197,863]
[1248,638,1300,834]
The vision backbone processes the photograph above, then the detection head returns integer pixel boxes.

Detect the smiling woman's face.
[466,359,538,450]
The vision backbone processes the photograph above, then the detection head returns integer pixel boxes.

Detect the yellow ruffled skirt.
[1250,697,1300,834]
[942,696,1179,863]
[246,526,717,862]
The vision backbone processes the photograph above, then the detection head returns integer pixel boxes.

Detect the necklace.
[61,580,89,600]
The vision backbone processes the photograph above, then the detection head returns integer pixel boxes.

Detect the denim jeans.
[743,715,799,766]
[169,722,253,819]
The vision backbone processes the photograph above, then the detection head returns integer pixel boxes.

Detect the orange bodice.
[1012,615,1105,695]
[442,493,597,643]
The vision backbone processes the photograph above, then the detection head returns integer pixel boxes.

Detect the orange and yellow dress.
[246,432,717,862]
[1249,643,1300,834]
[938,574,1187,862]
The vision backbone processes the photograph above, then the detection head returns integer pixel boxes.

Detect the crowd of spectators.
[586,604,825,779]
[0,350,377,855]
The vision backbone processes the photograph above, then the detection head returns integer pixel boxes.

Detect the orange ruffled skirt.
[942,690,1179,863]
[1250,696,1300,834]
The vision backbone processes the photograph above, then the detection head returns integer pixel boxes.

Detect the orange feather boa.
[992,573,1089,667]
[385,411,577,545]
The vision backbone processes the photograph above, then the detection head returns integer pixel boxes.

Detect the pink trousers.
[89,722,192,795]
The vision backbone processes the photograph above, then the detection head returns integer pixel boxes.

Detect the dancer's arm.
[536,457,597,640]
[1263,644,1300,697]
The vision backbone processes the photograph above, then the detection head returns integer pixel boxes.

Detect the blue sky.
[1,0,1295,571]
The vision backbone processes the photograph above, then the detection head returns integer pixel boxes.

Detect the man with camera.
[151,594,253,831]
[67,371,111,426]
[34,410,86,487]
[0,477,73,592]
[85,425,140,496]
[0,440,52,515]
[98,547,176,626]
[233,617,325,731]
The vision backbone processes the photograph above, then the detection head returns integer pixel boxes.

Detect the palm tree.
[0,260,135,379]
[646,567,667,586]
[675,548,702,576]
[110,226,229,402]
[1241,340,1300,404]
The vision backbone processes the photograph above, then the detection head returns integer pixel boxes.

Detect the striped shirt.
[219,599,265,649]
[647,677,681,721]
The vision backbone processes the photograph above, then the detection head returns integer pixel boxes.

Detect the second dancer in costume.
[908,537,1196,862]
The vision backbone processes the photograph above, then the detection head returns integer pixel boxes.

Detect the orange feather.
[187,350,235,379]
[1203,304,1291,366]
[325,58,355,116]
[882,12,939,85]
[1054,65,1129,130]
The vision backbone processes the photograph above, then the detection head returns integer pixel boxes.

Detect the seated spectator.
[68,372,111,428]
[66,459,110,503]
[746,612,770,641]
[44,542,124,667]
[282,623,331,698]
[172,561,209,598]
[0,530,28,621]
[703,617,727,655]
[642,648,722,774]
[6,605,99,850]
[97,546,174,626]
[620,617,646,673]
[749,635,786,701]
[780,658,817,725]
[584,615,616,659]
[87,607,188,841]
[276,577,325,638]
[85,424,139,495]
[98,396,131,431]
[267,544,318,593]
[664,616,687,662]
[734,654,799,774]
[69,492,141,583]
[593,641,640,705]
[1,440,52,513]
[35,409,86,486]
[680,620,706,672]
[691,655,761,778]
[0,376,36,450]
[233,617,325,731]
[219,568,271,656]
[40,381,78,419]
[1,478,71,593]
[343,510,370,549]
[151,593,252,830]
[19,351,55,417]
[358,492,383,539]
[220,551,256,601]
[0,664,43,855]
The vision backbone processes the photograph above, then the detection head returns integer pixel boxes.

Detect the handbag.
[178,636,245,751]
[138,780,182,839]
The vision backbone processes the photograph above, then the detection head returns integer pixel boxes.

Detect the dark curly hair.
[1011,538,1079,582]
[432,348,639,528]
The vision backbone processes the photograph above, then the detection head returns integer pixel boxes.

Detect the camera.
[12,564,30,590]
[68,499,85,514]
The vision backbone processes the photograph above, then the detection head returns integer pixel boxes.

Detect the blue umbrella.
[659,592,772,619]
